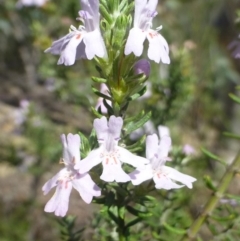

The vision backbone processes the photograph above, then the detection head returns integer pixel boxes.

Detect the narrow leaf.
[162,222,187,235]
[201,147,227,166]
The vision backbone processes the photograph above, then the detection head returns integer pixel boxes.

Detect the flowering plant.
[41,0,199,240]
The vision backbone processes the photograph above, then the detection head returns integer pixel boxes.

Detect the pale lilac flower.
[133,59,151,77]
[75,116,149,183]
[45,0,107,66]
[16,0,47,8]
[124,0,170,64]
[130,134,196,189]
[95,84,112,114]
[42,134,101,217]
[182,144,196,156]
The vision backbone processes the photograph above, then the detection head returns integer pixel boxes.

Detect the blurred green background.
[1,0,240,240]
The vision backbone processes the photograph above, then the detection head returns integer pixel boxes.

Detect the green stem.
[180,151,240,241]
[119,234,126,241]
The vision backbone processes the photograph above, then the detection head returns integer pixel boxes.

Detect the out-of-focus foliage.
[1,0,240,240]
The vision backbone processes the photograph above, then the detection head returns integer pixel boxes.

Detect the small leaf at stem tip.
[91,76,107,83]
[92,196,106,204]
[100,205,108,213]
[226,194,240,202]
[126,205,152,218]
[223,131,240,140]
[125,217,142,229]
[108,209,119,225]
[229,93,240,104]
[201,147,227,166]
[210,214,237,222]
[203,175,217,191]
[99,4,112,24]
[128,87,147,101]
[124,111,151,135]
[92,87,112,100]
[112,185,129,197]
[78,132,90,157]
[124,110,145,123]
[162,222,187,234]
[118,0,128,12]
[91,106,103,118]
[125,135,145,152]
[119,206,125,220]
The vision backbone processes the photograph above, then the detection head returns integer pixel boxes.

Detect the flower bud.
[133,59,151,77]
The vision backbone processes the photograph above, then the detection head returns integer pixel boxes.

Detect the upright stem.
[180,151,240,241]
[119,234,126,241]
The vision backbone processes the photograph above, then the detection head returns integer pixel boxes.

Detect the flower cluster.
[43,116,196,216]
[45,0,170,66]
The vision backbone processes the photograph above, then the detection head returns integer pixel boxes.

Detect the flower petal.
[58,33,84,66]
[118,146,149,167]
[101,163,130,183]
[44,181,72,217]
[125,28,146,57]
[76,40,87,59]
[44,32,74,55]
[129,166,153,185]
[146,134,159,160]
[133,0,147,27]
[108,116,123,140]
[158,136,171,159]
[146,0,158,13]
[147,30,170,64]
[42,169,66,195]
[163,166,196,189]
[75,148,102,173]
[61,133,81,165]
[83,30,107,59]
[72,173,101,204]
[153,175,183,190]
[158,125,170,138]
[80,0,99,29]
[94,116,109,142]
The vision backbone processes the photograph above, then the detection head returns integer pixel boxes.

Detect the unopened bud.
[133,59,151,77]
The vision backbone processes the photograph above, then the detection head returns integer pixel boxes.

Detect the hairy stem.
[180,151,240,241]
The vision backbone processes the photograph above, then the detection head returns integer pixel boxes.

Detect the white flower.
[45,0,107,66]
[124,0,170,64]
[42,134,101,217]
[130,134,196,189]
[75,116,149,183]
